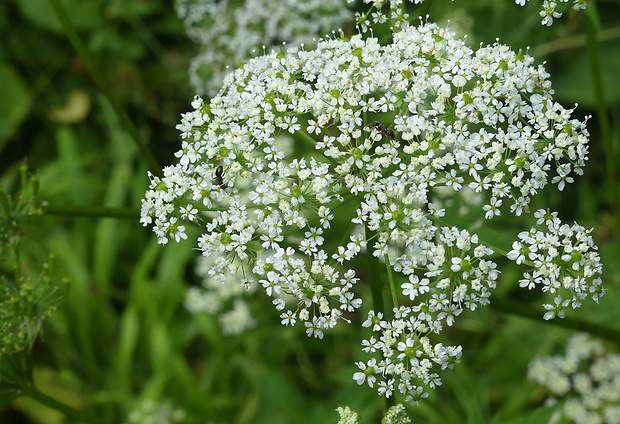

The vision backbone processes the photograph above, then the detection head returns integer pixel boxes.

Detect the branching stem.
[42,204,139,218]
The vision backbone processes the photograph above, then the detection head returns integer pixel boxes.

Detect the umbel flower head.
[124,399,186,424]
[141,21,598,402]
[350,0,588,27]
[508,209,604,320]
[0,255,66,357]
[528,334,620,424]
[175,0,353,96]
[185,255,258,336]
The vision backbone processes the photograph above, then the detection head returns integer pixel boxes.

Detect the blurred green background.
[0,0,619,423]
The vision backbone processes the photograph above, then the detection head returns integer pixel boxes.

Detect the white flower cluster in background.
[528,334,620,424]
[141,21,597,403]
[348,0,587,26]
[508,209,604,320]
[185,256,257,335]
[175,0,353,96]
[125,399,186,424]
[336,406,360,424]
[336,404,411,424]
[382,404,413,424]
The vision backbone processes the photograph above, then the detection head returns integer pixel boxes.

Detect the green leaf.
[0,185,11,216]
[553,43,620,107]
[0,63,29,151]
[16,0,105,33]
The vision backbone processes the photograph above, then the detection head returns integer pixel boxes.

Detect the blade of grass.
[21,385,105,424]
[585,4,620,251]
[46,0,162,176]
[93,95,138,300]
[490,296,620,343]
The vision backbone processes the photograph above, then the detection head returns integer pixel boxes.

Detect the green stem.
[21,385,105,424]
[12,244,22,282]
[367,230,386,316]
[491,297,620,344]
[292,339,323,390]
[296,128,318,149]
[296,129,338,166]
[585,6,620,251]
[42,204,139,218]
[128,17,167,60]
[2,352,32,387]
[530,26,620,57]
[47,0,162,176]
[364,235,396,414]
[383,253,399,310]
[369,261,385,314]
[419,0,435,17]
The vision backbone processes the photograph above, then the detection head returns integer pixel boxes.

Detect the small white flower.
[401,276,430,300]
[353,358,377,388]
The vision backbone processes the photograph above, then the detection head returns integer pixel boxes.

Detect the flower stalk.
[42,204,139,219]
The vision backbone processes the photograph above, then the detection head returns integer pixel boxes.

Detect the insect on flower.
[214,165,228,190]
[370,121,396,140]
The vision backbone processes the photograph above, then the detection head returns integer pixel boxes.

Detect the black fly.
[371,121,396,140]
[214,165,228,190]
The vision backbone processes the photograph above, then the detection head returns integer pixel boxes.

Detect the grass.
[1,0,619,422]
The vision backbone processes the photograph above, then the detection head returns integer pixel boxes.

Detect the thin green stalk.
[128,17,167,60]
[419,0,435,17]
[366,230,386,315]
[296,129,339,166]
[12,245,21,282]
[490,297,620,344]
[530,26,620,57]
[369,259,385,314]
[2,352,32,387]
[585,5,620,251]
[383,253,399,310]
[292,339,324,390]
[42,205,139,218]
[21,385,106,424]
[363,234,396,413]
[46,0,162,176]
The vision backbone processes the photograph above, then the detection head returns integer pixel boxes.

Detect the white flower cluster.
[355,307,463,403]
[141,21,593,401]
[185,256,257,335]
[175,0,353,96]
[336,404,411,424]
[382,404,412,424]
[507,209,604,320]
[527,0,588,26]
[348,0,587,26]
[528,333,620,424]
[125,399,186,424]
[336,406,360,424]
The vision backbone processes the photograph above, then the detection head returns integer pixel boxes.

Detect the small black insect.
[214,165,228,190]
[371,121,396,140]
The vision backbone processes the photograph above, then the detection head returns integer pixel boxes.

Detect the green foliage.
[0,0,619,423]
[0,64,29,152]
